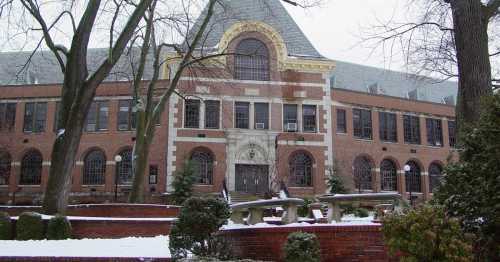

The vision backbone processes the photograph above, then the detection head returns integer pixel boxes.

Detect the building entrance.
[235,164,269,194]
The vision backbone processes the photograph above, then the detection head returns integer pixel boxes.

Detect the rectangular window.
[336,109,346,133]
[254,103,269,129]
[403,115,421,144]
[0,103,16,132]
[149,165,158,184]
[353,108,372,139]
[118,100,136,131]
[23,102,47,133]
[302,105,317,132]
[85,101,108,132]
[205,100,220,129]
[379,112,397,142]
[448,120,456,148]
[235,102,250,129]
[426,118,443,147]
[184,99,200,128]
[283,104,298,132]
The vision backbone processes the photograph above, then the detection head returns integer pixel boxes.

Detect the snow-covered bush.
[47,215,72,240]
[434,94,500,260]
[382,205,472,261]
[16,212,44,240]
[0,211,13,240]
[170,161,196,205]
[353,208,369,218]
[169,197,231,260]
[283,232,321,262]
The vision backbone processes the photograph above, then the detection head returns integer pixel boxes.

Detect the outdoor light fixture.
[404,164,413,207]
[114,155,123,202]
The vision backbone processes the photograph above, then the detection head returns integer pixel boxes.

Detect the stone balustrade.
[230,198,304,225]
[318,192,403,222]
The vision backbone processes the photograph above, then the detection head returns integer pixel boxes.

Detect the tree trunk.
[450,0,493,128]
[128,131,153,203]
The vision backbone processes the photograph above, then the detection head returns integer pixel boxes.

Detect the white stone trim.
[0,95,134,103]
[175,137,227,143]
[180,76,325,88]
[323,73,334,180]
[42,161,51,166]
[277,140,326,147]
[166,95,179,192]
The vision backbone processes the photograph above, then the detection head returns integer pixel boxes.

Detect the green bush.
[382,205,472,261]
[297,198,313,217]
[353,208,369,218]
[169,197,231,260]
[283,232,321,262]
[46,215,72,240]
[0,211,13,240]
[16,212,45,240]
[326,162,347,194]
[170,161,196,205]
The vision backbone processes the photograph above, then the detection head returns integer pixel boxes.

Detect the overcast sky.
[284,0,409,71]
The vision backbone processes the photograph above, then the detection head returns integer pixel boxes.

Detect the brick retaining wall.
[220,225,395,262]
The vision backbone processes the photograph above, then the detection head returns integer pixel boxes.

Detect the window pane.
[302,105,316,132]
[83,150,106,185]
[404,115,421,144]
[118,100,131,130]
[205,100,220,129]
[98,102,108,131]
[23,103,35,132]
[254,103,269,129]
[0,103,13,132]
[117,149,132,184]
[289,152,313,187]
[426,118,443,147]
[336,109,346,133]
[191,151,213,184]
[85,102,98,132]
[379,112,397,142]
[353,109,372,139]
[184,100,200,128]
[234,38,270,81]
[34,102,47,132]
[283,104,298,131]
[448,120,456,147]
[20,150,42,185]
[235,102,249,129]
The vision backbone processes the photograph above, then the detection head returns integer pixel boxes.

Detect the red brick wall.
[0,257,170,261]
[220,225,395,262]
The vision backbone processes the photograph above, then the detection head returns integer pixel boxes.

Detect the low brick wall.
[0,257,170,261]
[0,203,180,217]
[69,218,175,239]
[220,225,395,262]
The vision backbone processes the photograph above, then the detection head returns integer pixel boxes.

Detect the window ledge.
[81,185,106,187]
[335,132,348,135]
[18,185,41,187]
[354,138,373,142]
[381,140,398,144]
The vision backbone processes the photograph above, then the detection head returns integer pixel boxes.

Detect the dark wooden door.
[235,164,269,194]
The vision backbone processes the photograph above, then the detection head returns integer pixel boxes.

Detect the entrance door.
[235,164,269,194]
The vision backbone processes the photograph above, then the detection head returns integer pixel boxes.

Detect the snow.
[0,236,170,258]
[56,129,65,138]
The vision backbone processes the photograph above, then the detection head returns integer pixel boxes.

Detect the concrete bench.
[230,198,305,225]
[318,193,402,222]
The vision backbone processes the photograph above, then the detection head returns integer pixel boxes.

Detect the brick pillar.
[373,168,381,192]
[422,173,430,201]
[398,170,407,198]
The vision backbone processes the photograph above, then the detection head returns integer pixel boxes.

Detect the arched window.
[116,149,133,184]
[380,159,397,191]
[83,149,106,185]
[190,150,214,184]
[429,163,443,193]
[234,38,270,81]
[0,151,12,185]
[353,156,373,191]
[289,152,313,187]
[20,150,42,185]
[405,160,421,192]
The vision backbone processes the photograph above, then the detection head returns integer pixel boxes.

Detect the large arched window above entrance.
[20,149,42,185]
[0,151,12,185]
[428,162,443,193]
[117,149,132,184]
[83,149,106,185]
[289,151,313,187]
[380,159,397,191]
[353,156,373,191]
[234,38,270,81]
[190,150,214,185]
[405,160,422,192]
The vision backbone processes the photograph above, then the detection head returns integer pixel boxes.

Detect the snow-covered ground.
[0,236,170,258]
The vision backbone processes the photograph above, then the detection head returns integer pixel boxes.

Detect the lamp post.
[114,155,122,202]
[404,164,413,207]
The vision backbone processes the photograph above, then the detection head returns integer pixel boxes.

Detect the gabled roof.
[333,61,458,105]
[190,0,323,58]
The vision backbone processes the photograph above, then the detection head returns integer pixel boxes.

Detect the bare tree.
[364,0,499,129]
[0,0,156,214]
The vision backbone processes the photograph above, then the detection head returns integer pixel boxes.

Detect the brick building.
[0,0,456,204]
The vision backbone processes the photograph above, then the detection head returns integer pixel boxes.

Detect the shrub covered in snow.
[47,215,72,240]
[0,211,13,240]
[283,231,321,262]
[382,205,472,261]
[16,212,45,240]
[169,197,231,260]
[170,161,196,205]
[434,94,500,260]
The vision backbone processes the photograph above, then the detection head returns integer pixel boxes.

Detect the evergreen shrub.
[47,215,72,240]
[0,211,12,240]
[16,212,44,240]
[283,231,321,262]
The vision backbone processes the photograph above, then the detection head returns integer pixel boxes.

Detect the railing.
[230,198,304,225]
[318,192,403,222]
